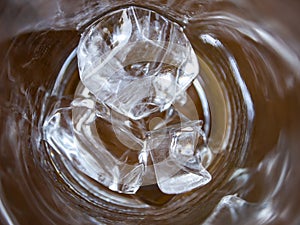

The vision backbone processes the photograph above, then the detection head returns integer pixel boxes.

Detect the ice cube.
[77,6,199,120]
[147,120,212,194]
[43,98,146,194]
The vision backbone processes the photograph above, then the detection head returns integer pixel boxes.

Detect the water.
[1,0,300,225]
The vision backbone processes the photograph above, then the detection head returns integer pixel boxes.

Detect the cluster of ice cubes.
[43,6,212,195]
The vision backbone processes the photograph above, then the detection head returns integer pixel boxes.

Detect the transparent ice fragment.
[43,98,145,194]
[147,120,212,194]
[77,6,199,120]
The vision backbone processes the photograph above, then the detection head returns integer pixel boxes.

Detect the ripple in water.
[1,1,300,225]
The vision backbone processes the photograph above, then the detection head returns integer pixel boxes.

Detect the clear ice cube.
[147,121,212,194]
[43,98,145,194]
[77,6,199,120]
